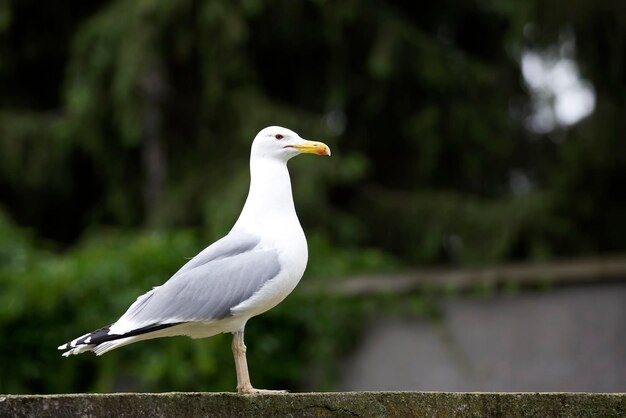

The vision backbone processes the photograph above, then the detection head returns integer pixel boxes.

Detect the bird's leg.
[232,329,253,393]
[231,328,287,394]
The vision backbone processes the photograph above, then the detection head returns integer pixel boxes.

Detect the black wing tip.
[59,323,181,351]
[58,325,112,350]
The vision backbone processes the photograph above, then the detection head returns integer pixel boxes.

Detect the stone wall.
[1,392,625,417]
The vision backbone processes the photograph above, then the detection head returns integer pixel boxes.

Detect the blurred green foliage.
[0,0,624,393]
[0,211,402,393]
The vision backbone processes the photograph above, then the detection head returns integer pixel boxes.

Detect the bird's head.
[251,126,331,162]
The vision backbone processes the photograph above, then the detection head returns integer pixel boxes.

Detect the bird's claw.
[238,387,289,395]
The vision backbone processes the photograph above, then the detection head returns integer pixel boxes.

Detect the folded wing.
[108,230,281,335]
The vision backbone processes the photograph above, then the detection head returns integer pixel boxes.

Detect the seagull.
[58,126,331,394]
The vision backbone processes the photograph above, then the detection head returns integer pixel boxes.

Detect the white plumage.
[58,126,330,393]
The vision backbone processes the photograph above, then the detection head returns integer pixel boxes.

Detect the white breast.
[230,219,308,319]
[228,152,309,321]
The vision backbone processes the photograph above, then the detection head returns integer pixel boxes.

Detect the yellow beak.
[288,140,331,156]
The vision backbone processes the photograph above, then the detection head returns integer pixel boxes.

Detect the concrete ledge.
[1,392,625,417]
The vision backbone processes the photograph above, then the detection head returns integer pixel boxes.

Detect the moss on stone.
[1,392,625,417]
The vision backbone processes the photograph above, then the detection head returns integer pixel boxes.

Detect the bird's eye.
[275,134,284,140]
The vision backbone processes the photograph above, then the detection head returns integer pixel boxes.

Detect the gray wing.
[111,230,281,332]
[172,230,261,277]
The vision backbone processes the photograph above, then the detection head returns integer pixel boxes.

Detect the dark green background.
[0,0,624,393]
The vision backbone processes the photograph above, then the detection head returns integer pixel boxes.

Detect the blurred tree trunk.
[140,67,167,227]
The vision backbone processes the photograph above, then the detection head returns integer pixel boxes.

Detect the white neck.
[233,157,300,234]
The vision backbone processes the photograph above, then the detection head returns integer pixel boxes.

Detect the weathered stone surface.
[1,392,625,418]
